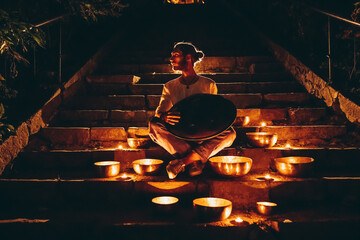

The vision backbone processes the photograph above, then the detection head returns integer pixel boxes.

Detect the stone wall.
[0,32,121,175]
[265,38,360,125]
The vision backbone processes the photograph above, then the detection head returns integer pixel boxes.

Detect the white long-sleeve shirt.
[155,75,217,116]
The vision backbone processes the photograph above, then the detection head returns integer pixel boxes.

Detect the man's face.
[170,50,186,71]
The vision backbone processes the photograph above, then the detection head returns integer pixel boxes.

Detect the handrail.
[309,6,360,27]
[34,15,66,28]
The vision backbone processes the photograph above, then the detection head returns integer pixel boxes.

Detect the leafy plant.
[0,103,15,143]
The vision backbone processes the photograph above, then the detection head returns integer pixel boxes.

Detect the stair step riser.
[88,82,304,95]
[15,148,360,175]
[57,108,328,126]
[1,178,359,210]
[135,73,292,83]
[40,125,346,145]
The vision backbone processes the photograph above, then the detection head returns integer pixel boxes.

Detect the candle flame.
[118,145,123,150]
[235,217,243,223]
[260,122,266,127]
[264,174,272,179]
[285,143,291,148]
[120,173,128,178]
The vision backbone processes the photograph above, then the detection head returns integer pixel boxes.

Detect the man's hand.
[162,111,181,125]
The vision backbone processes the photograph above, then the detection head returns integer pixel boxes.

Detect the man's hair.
[173,42,204,64]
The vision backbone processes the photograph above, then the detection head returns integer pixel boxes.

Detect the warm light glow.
[152,196,179,205]
[120,173,128,178]
[260,122,266,127]
[147,182,190,190]
[94,161,119,166]
[193,197,232,208]
[235,217,243,223]
[285,143,291,148]
[264,174,272,179]
[118,145,123,150]
[257,201,277,207]
[243,116,250,126]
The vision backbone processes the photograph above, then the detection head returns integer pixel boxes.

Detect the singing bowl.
[274,157,314,177]
[132,159,163,175]
[257,202,277,215]
[209,156,252,177]
[94,161,120,178]
[237,116,250,127]
[127,137,151,148]
[246,132,278,148]
[127,127,150,138]
[152,196,179,214]
[193,197,232,221]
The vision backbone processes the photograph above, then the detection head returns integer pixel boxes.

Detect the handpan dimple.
[165,94,237,141]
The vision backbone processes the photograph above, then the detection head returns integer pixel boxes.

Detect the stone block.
[60,110,109,121]
[249,62,283,73]
[26,110,46,135]
[259,126,347,140]
[222,94,262,108]
[251,72,291,82]
[217,83,247,93]
[208,180,269,208]
[90,127,127,141]
[111,110,148,122]
[288,108,327,124]
[41,127,90,145]
[129,84,163,95]
[147,95,161,109]
[86,75,140,84]
[264,93,310,104]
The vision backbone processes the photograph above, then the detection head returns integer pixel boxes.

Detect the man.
[149,42,236,179]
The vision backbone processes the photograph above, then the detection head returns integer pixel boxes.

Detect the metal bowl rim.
[274,156,314,164]
[152,196,179,205]
[246,132,277,136]
[132,159,164,166]
[256,201,278,207]
[193,197,232,208]
[94,161,120,166]
[209,156,252,164]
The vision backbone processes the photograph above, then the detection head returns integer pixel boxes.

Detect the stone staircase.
[1,2,360,240]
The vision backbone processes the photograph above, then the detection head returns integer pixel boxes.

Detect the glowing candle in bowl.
[132,159,163,175]
[152,196,179,214]
[257,201,277,215]
[94,161,120,178]
[193,197,232,222]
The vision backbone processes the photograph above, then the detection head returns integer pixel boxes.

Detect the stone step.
[100,56,282,74]
[249,62,283,73]
[63,93,318,110]
[15,146,360,175]
[133,73,293,83]
[39,125,347,146]
[0,205,359,240]
[55,108,336,127]
[86,81,305,95]
[1,173,360,211]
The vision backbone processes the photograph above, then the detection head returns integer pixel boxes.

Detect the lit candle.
[118,145,123,150]
[264,174,272,180]
[285,143,291,148]
[260,122,266,127]
[120,173,128,178]
[235,217,243,223]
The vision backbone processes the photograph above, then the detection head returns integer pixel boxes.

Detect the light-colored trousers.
[149,118,236,163]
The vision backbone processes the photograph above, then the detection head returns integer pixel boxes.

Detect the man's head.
[170,42,204,71]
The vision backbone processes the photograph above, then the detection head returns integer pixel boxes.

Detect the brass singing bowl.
[246,132,278,148]
[127,137,151,148]
[132,159,163,175]
[274,156,314,177]
[127,127,149,138]
[152,196,179,214]
[94,161,120,178]
[193,197,232,222]
[209,156,252,177]
[257,201,277,215]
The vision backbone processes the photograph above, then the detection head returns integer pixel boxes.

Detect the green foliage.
[0,9,46,78]
[0,103,15,143]
[59,0,129,22]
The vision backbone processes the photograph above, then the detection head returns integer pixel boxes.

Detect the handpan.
[165,94,237,141]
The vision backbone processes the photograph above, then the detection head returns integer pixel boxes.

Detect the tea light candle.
[260,122,266,127]
[285,143,291,148]
[230,216,249,226]
[235,217,243,223]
